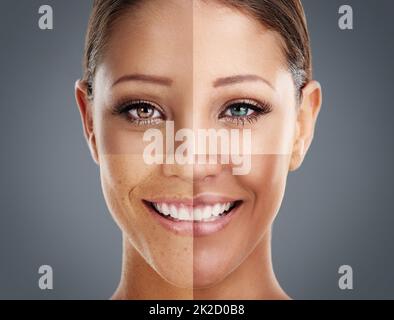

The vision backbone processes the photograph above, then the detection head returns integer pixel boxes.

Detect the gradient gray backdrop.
[1,0,393,299]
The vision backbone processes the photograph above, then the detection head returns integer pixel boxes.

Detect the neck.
[112,230,289,300]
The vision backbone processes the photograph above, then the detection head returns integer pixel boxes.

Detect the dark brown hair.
[83,0,312,99]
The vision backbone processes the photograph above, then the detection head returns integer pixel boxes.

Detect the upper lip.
[143,193,241,207]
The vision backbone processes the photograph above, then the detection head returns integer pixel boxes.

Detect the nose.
[161,157,223,182]
[192,159,222,182]
[162,162,193,182]
[160,104,224,182]
[160,128,223,182]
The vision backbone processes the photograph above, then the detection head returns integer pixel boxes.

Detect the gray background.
[0,0,393,299]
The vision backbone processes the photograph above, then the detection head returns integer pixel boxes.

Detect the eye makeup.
[110,97,272,127]
[111,99,166,126]
[218,98,273,126]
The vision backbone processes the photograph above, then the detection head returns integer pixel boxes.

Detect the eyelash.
[112,99,166,126]
[112,98,272,126]
[218,98,272,126]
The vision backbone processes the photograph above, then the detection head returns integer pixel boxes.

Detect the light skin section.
[192,1,306,299]
[75,0,322,299]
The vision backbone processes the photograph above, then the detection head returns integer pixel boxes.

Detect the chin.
[154,263,194,289]
[192,262,231,289]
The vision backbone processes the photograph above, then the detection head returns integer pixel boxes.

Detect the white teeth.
[202,206,211,219]
[161,203,170,216]
[178,206,189,220]
[194,208,203,221]
[151,201,235,221]
[212,204,221,216]
[169,205,178,219]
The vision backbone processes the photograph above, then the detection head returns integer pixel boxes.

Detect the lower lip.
[143,201,242,237]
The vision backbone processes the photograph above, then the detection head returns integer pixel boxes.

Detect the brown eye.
[136,104,155,118]
[113,99,165,126]
[125,101,163,121]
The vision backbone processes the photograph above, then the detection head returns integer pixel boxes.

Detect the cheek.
[95,119,196,286]
[193,155,290,288]
[96,118,154,221]
[95,115,158,222]
[99,154,194,287]
[97,113,148,156]
[217,155,287,276]
[246,154,290,220]
[250,109,297,155]
[94,115,158,243]
[99,154,153,230]
[238,155,290,252]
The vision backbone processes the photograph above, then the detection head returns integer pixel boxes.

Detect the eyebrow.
[112,73,173,87]
[111,73,274,90]
[213,74,275,90]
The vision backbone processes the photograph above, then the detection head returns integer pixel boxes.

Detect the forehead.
[97,0,287,87]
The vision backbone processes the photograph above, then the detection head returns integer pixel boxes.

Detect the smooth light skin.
[75,0,321,299]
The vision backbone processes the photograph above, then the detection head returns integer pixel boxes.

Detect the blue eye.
[224,103,254,117]
[219,99,272,126]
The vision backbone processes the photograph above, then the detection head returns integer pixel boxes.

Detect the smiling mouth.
[143,200,243,222]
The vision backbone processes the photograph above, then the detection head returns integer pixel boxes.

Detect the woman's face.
[86,0,302,288]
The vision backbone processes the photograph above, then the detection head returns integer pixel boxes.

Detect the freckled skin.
[75,0,322,299]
